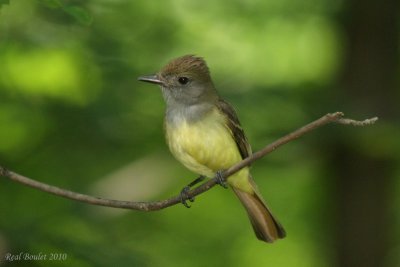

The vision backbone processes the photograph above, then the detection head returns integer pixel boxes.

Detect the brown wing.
[216,98,252,159]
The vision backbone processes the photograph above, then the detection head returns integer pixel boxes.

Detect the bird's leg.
[215,170,228,189]
[180,175,206,208]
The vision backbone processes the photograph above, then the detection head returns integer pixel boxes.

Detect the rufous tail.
[232,177,286,243]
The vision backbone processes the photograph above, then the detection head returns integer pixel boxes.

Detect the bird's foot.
[215,170,228,189]
[179,175,205,208]
[180,186,195,208]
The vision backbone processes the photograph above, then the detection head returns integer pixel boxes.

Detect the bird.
[138,55,285,243]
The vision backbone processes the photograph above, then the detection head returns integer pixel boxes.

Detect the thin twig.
[336,116,378,126]
[0,112,377,211]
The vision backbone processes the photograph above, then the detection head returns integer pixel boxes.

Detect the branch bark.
[0,112,377,211]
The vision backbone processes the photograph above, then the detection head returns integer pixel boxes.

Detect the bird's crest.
[159,55,210,79]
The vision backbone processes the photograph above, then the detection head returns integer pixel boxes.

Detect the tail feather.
[232,178,285,243]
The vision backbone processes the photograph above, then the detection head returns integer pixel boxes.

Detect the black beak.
[138,75,163,85]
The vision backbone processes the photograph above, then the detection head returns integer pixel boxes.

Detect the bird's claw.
[180,186,195,208]
[215,171,228,189]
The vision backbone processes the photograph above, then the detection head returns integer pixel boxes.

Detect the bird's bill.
[138,75,163,85]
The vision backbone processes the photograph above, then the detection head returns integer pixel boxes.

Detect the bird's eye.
[178,76,189,85]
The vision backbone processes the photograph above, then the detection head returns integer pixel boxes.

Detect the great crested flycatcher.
[138,55,285,243]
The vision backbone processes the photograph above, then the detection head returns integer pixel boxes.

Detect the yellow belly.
[165,108,251,191]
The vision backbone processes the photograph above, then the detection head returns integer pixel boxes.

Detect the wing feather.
[216,99,252,160]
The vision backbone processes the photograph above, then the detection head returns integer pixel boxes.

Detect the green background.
[0,0,399,266]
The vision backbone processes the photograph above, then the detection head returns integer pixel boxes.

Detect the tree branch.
[0,112,377,211]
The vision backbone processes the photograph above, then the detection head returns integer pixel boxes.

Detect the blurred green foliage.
[0,0,398,267]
